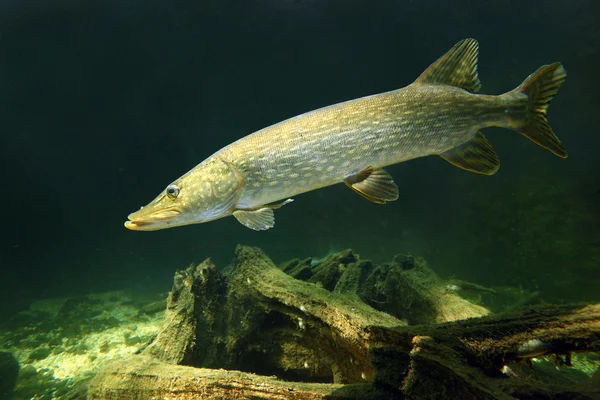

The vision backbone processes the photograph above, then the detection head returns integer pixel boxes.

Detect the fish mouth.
[124,208,181,231]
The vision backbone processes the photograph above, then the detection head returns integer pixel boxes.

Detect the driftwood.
[370,303,600,399]
[141,246,406,385]
[87,246,600,399]
[280,250,490,324]
[87,355,344,400]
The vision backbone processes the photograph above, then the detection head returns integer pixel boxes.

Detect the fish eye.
[166,184,180,199]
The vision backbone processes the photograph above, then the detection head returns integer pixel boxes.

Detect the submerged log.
[142,258,227,366]
[88,246,600,399]
[143,245,402,384]
[369,303,600,399]
[281,250,490,324]
[87,355,344,400]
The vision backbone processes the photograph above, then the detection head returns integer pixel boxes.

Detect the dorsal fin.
[414,38,481,93]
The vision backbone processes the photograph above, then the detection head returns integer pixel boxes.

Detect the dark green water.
[1,0,599,311]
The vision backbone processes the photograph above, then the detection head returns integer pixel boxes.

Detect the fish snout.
[124,208,181,231]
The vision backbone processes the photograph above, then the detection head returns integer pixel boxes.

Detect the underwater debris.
[296,249,489,324]
[517,338,550,358]
[87,246,600,399]
[444,278,497,294]
[143,245,400,380]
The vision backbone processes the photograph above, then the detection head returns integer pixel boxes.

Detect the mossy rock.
[0,351,19,397]
[28,347,51,361]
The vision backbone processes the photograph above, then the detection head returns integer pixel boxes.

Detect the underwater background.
[1,0,600,397]
[1,0,599,327]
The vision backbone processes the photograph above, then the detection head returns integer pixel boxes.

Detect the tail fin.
[515,63,567,158]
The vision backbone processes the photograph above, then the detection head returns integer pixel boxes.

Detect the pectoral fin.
[344,167,399,204]
[233,199,294,231]
[440,131,500,175]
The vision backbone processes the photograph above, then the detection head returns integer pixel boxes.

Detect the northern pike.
[125,38,567,231]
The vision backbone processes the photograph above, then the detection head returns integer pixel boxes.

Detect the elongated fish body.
[125,39,567,231]
[220,86,510,210]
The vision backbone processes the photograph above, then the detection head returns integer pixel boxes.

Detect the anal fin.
[440,131,500,175]
[344,167,399,204]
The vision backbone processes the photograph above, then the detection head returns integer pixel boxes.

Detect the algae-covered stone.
[124,334,144,346]
[0,351,19,397]
[18,364,37,379]
[14,365,61,400]
[72,343,90,355]
[28,346,51,361]
[98,341,110,353]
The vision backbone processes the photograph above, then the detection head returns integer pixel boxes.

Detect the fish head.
[124,158,242,231]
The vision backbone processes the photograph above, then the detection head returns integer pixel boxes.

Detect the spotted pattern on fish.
[124,39,567,232]
[220,85,513,209]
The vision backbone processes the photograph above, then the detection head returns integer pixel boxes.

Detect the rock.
[124,334,144,346]
[18,364,38,379]
[53,379,72,397]
[103,316,122,328]
[28,346,51,361]
[98,341,110,353]
[140,299,167,315]
[14,365,59,400]
[72,343,89,355]
[48,336,62,346]
[592,366,600,384]
[0,351,19,397]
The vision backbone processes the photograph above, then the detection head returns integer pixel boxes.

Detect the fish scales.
[221,86,505,209]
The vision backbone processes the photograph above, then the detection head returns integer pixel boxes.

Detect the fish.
[125,38,567,232]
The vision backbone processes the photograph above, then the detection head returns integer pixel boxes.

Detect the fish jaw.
[125,206,182,231]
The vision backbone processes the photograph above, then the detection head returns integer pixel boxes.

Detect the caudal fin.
[515,63,567,158]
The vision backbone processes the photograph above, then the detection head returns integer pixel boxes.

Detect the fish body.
[222,85,509,210]
[125,39,567,231]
